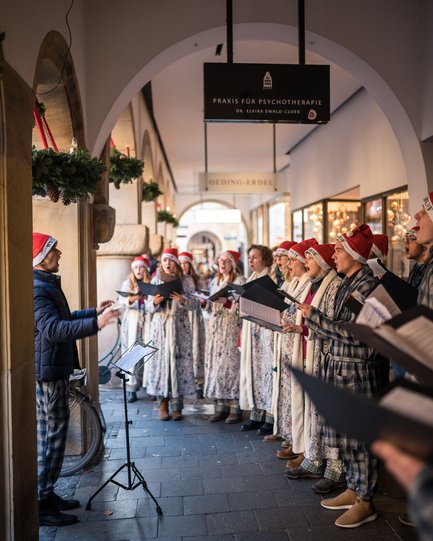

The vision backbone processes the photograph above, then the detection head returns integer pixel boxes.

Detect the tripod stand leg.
[132,464,163,515]
[85,463,126,510]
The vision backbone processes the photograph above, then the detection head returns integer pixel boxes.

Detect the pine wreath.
[109,148,144,189]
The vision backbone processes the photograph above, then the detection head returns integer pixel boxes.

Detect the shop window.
[386,190,410,276]
[327,201,360,242]
[303,203,324,242]
[292,210,303,242]
[365,198,383,234]
[268,202,286,247]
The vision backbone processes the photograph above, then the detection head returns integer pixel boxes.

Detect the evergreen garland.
[109,148,144,189]
[157,210,179,227]
[142,181,163,202]
[32,148,106,205]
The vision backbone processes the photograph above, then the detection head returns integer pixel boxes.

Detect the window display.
[327,201,360,241]
[364,198,383,234]
[303,203,324,242]
[292,210,303,242]
[386,190,410,276]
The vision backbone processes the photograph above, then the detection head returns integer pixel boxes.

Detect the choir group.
[117,191,433,532]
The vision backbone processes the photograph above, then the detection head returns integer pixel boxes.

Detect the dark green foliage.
[141,181,163,202]
[157,210,179,227]
[109,148,144,188]
[32,148,106,204]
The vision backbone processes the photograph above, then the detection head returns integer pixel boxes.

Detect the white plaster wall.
[287,89,408,210]
[421,0,433,141]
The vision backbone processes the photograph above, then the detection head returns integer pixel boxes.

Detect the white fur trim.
[131,260,146,269]
[371,244,383,259]
[305,247,331,271]
[288,247,305,263]
[33,236,57,267]
[220,251,236,269]
[162,253,179,265]
[337,234,367,264]
[179,255,193,264]
[274,248,289,256]
[422,195,433,221]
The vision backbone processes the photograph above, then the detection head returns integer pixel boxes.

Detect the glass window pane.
[292,210,303,242]
[327,201,360,242]
[268,202,286,247]
[386,190,410,277]
[365,199,383,234]
[303,203,324,242]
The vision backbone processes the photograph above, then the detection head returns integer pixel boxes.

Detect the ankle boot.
[159,398,171,421]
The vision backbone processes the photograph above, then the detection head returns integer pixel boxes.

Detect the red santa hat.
[131,256,148,270]
[337,224,373,264]
[32,232,57,267]
[220,250,240,269]
[179,252,194,264]
[372,234,389,259]
[422,192,433,222]
[161,248,179,264]
[404,225,420,242]
[274,240,297,256]
[305,243,336,271]
[288,238,318,263]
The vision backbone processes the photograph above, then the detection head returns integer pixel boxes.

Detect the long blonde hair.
[128,268,150,292]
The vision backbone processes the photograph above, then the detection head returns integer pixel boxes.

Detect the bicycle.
[60,370,104,477]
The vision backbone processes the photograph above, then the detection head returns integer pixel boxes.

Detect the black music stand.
[85,342,162,515]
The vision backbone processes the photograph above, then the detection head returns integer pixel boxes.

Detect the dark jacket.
[33,270,99,381]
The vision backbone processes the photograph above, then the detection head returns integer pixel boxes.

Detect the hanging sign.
[198,172,282,193]
[204,63,330,123]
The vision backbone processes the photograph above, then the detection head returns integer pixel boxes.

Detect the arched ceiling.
[151,39,361,193]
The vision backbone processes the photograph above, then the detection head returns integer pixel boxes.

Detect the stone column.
[0,43,38,541]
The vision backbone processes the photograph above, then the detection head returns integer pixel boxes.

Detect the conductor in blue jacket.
[32,232,118,527]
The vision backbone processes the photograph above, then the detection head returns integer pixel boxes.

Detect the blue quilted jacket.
[33,270,99,381]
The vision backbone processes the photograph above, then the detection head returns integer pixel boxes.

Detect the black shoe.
[257,422,273,435]
[196,389,204,399]
[47,492,80,510]
[398,513,416,527]
[127,391,137,403]
[39,501,79,527]
[240,420,261,431]
[284,466,323,479]
[312,476,347,494]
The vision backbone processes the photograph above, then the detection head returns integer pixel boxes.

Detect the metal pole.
[273,124,276,174]
[227,0,233,63]
[298,0,305,65]
[204,123,208,173]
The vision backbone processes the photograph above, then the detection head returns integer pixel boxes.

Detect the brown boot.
[263,434,283,443]
[276,447,298,460]
[285,454,304,469]
[321,488,357,510]
[209,411,228,422]
[281,440,291,448]
[159,398,171,421]
[172,410,183,421]
[225,413,242,424]
[335,497,378,528]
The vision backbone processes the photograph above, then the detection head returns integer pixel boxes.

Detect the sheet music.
[115,343,157,373]
[192,292,209,301]
[369,284,401,317]
[380,387,433,428]
[239,297,281,325]
[375,316,433,369]
[356,297,393,327]
[367,258,387,278]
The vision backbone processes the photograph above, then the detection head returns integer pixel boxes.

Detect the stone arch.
[91,22,427,212]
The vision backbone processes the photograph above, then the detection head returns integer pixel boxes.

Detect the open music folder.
[344,270,418,327]
[290,366,433,460]
[238,279,289,332]
[136,278,183,299]
[344,305,433,386]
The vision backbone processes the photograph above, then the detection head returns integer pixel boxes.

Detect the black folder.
[137,278,183,299]
[241,315,285,333]
[207,284,234,302]
[344,305,433,386]
[290,366,433,460]
[116,290,142,298]
[369,271,418,315]
[241,281,289,312]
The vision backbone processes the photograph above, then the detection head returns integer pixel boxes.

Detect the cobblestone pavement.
[40,388,419,541]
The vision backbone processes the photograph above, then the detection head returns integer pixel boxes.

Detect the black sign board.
[204,62,330,124]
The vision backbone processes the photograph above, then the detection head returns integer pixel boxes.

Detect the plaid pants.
[36,378,70,500]
[216,399,241,415]
[341,445,378,501]
[301,457,343,481]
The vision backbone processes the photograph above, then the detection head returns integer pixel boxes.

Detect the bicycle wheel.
[60,390,103,477]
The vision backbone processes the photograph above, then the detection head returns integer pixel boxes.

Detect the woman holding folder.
[204,250,246,423]
[239,244,275,434]
[146,248,195,421]
[118,256,151,403]
[179,251,206,399]
[271,239,316,456]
